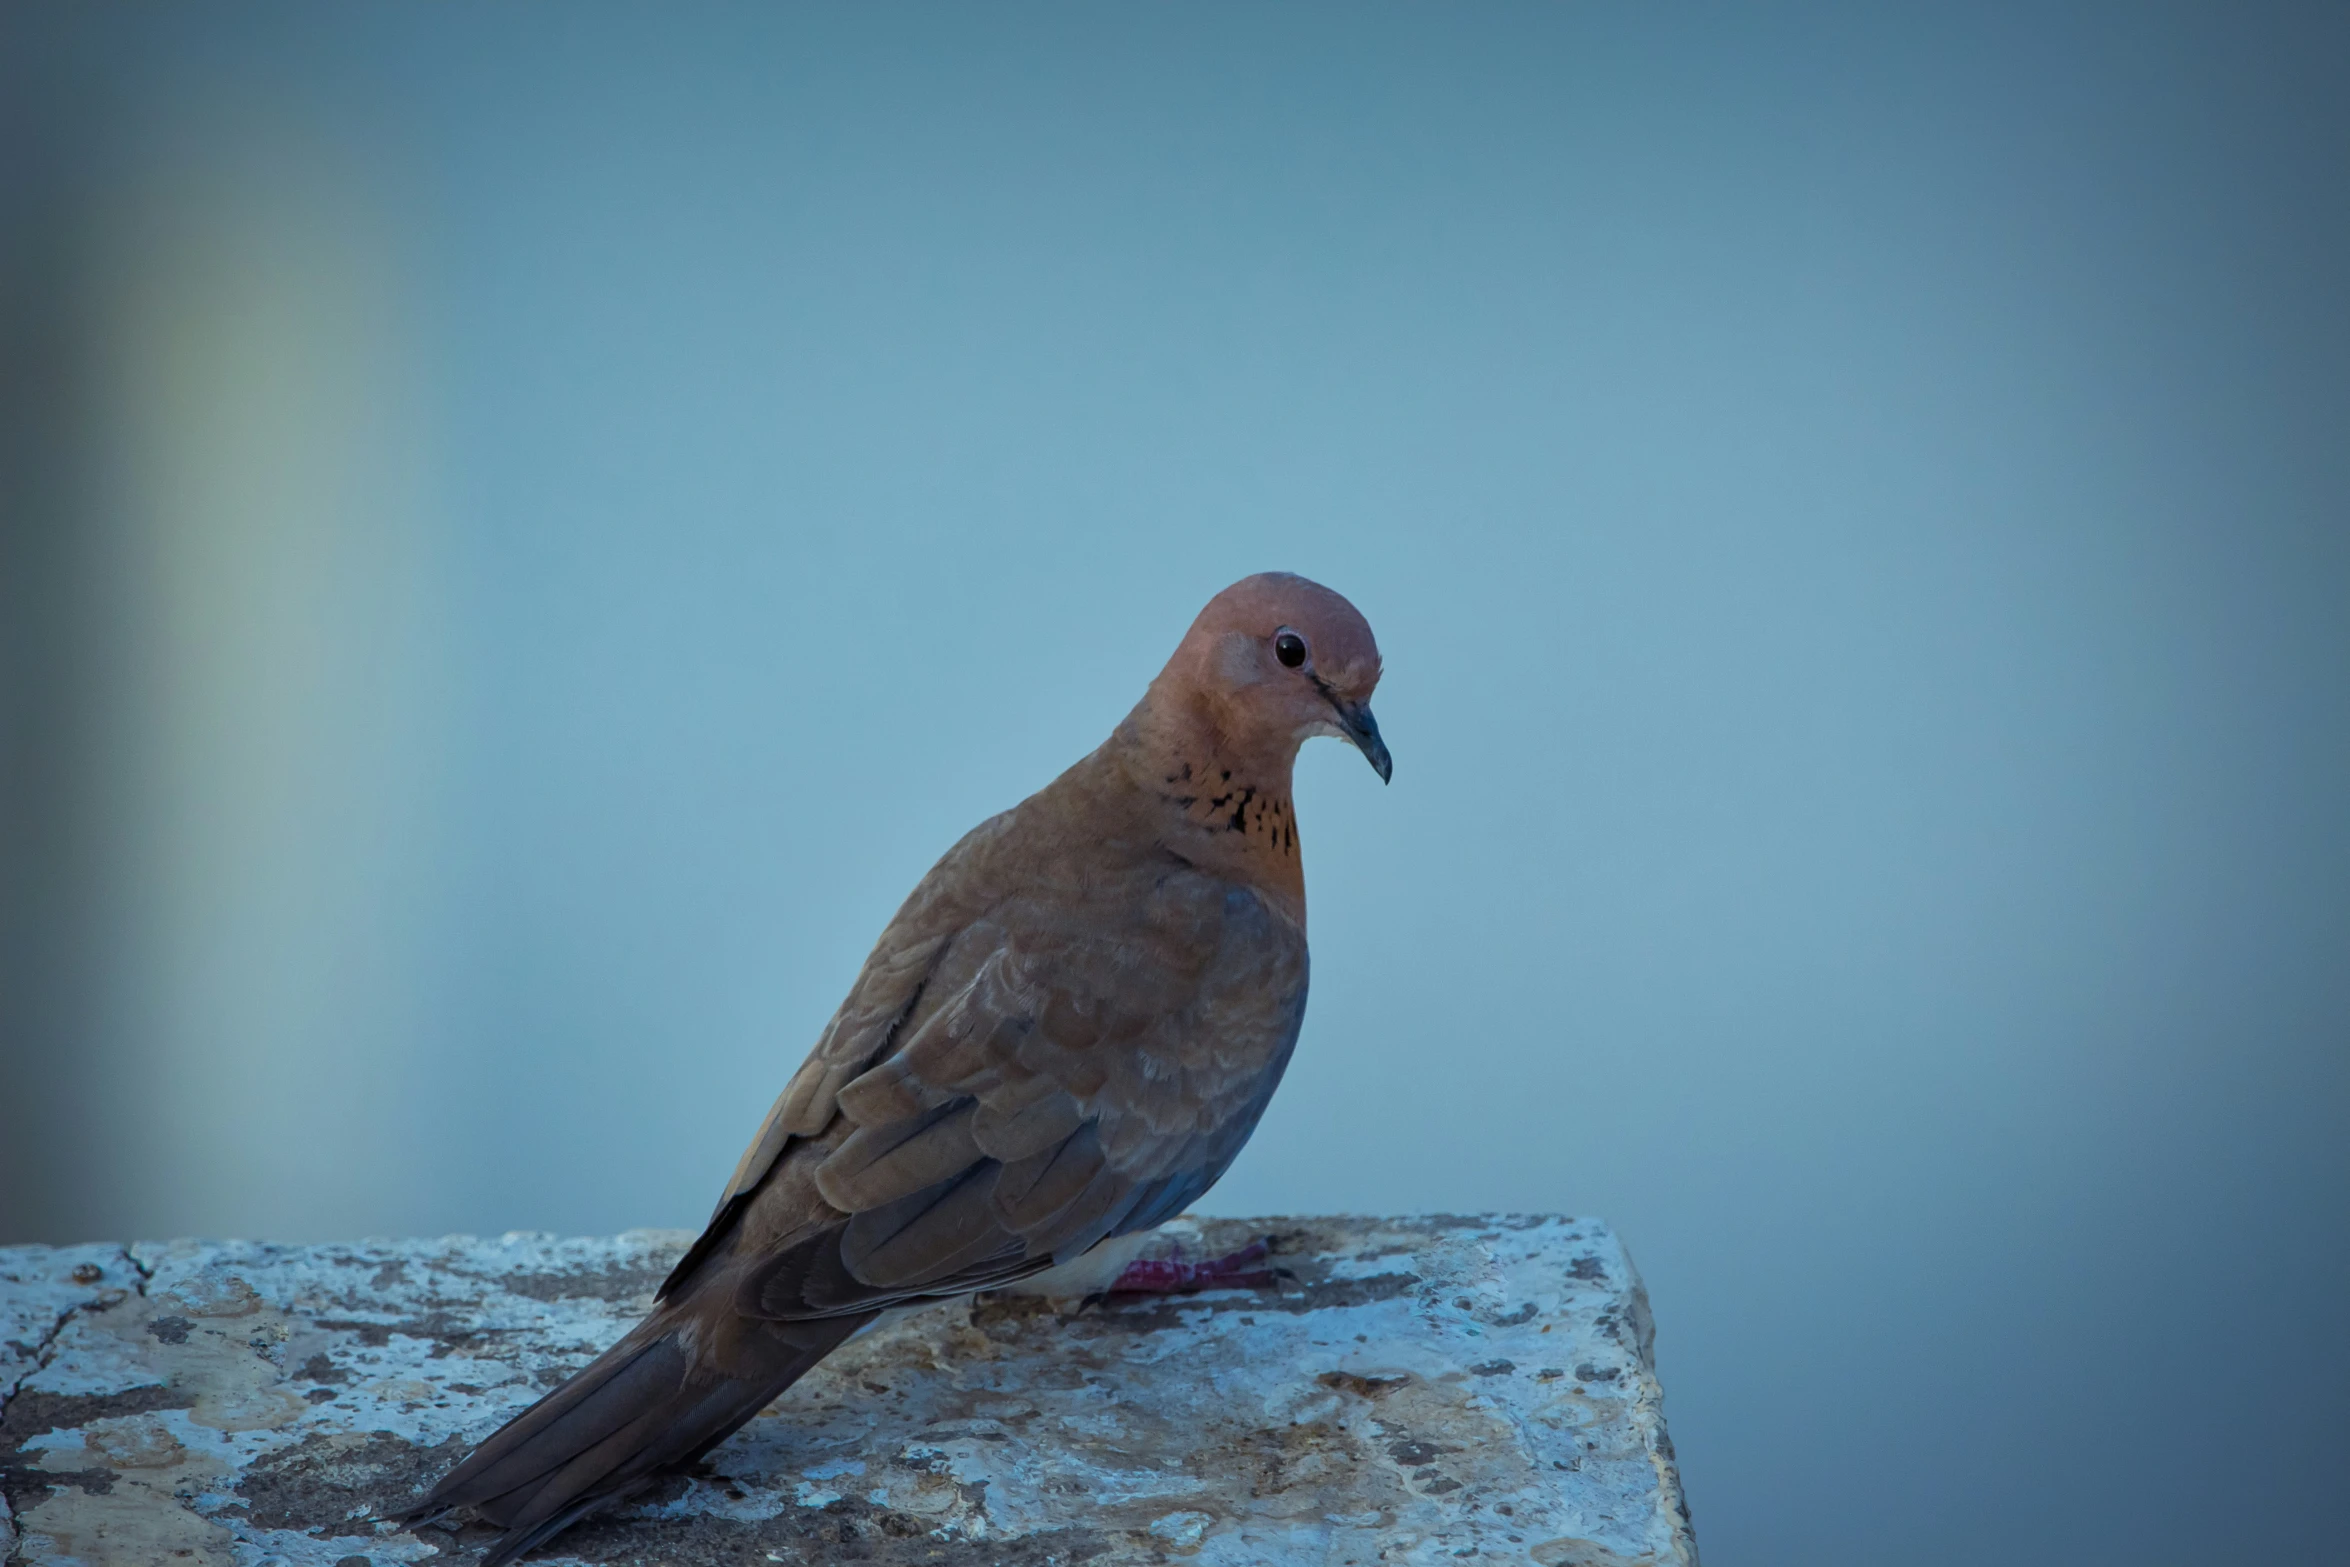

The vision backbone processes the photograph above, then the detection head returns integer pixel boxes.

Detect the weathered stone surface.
[0,1216,1696,1566]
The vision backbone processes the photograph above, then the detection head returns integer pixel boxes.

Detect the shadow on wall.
[1,94,457,1244]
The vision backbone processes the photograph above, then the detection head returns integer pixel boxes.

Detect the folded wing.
[666,839,1308,1320]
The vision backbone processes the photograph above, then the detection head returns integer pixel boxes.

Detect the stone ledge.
[0,1215,1696,1566]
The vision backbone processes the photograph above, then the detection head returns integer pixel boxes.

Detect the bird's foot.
[1106,1240,1278,1295]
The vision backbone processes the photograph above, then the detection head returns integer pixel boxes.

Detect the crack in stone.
[2,1246,141,1565]
[0,1310,80,1567]
[2,1295,97,1424]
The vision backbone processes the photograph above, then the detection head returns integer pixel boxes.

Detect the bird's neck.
[1106,691,1307,924]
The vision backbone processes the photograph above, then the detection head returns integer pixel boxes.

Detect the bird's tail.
[400,1301,870,1565]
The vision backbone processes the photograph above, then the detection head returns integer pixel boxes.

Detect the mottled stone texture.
[0,1216,1696,1567]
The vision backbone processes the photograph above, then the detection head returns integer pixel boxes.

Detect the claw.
[1107,1240,1275,1296]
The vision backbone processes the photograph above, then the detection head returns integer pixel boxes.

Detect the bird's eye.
[1274,631,1308,669]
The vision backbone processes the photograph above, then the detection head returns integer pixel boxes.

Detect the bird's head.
[1161,572,1390,783]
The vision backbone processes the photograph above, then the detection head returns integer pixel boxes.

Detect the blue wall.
[4,6,2344,1563]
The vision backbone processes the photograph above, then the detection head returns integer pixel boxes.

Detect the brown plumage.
[404,572,1389,1562]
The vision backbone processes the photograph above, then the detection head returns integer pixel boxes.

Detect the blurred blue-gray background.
[4,5,2345,1562]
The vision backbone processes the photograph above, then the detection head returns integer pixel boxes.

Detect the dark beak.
[1334,699,1392,785]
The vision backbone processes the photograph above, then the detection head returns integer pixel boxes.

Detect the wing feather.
[814,1101,983,1212]
[841,1166,1019,1287]
[971,1091,1086,1162]
[991,1122,1108,1231]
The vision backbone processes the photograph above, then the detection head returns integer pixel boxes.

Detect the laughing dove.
[406,572,1390,1561]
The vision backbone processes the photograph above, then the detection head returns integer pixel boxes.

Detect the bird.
[402,571,1390,1563]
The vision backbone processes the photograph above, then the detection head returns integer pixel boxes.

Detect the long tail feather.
[404,1302,871,1563]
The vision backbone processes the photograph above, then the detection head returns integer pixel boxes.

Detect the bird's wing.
[685,846,1308,1320]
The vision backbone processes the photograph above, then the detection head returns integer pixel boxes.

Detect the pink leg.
[1108,1240,1276,1295]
